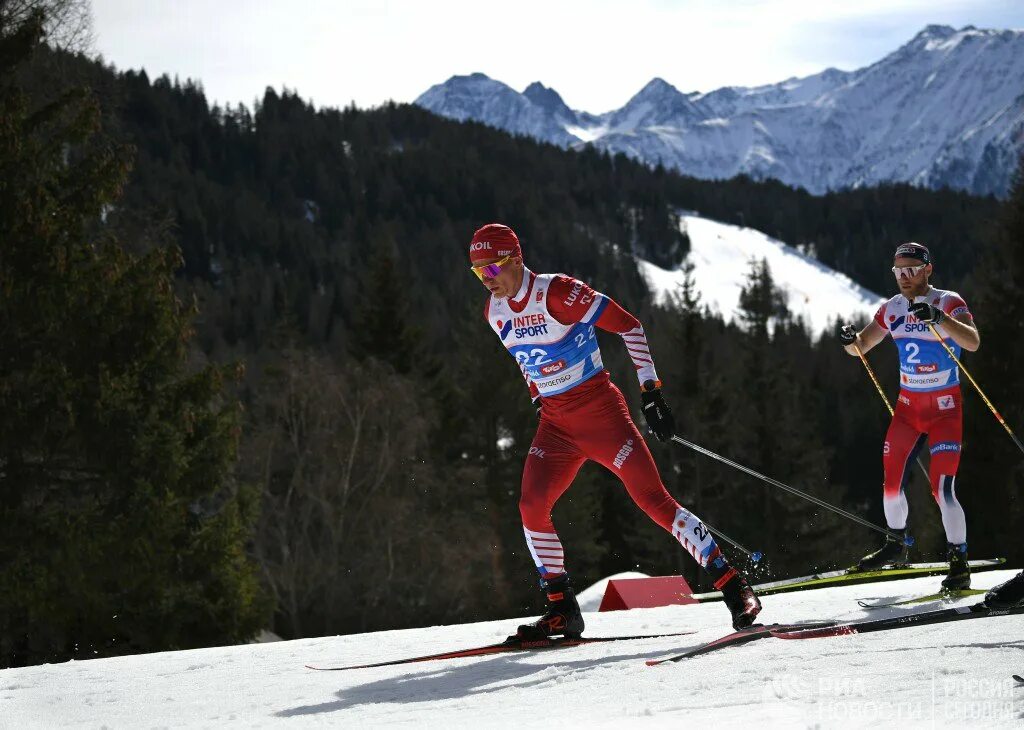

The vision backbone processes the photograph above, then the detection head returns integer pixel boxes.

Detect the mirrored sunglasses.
[892,263,928,279]
[471,254,512,281]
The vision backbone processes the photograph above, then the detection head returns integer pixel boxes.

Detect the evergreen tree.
[350,241,423,375]
[732,260,839,573]
[0,11,265,667]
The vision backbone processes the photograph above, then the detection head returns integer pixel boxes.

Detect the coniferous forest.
[2,9,1022,667]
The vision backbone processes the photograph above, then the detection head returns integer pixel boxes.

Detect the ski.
[306,631,697,671]
[770,601,1024,641]
[857,588,986,609]
[686,558,1005,602]
[645,621,838,666]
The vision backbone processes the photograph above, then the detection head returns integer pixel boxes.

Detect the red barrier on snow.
[598,576,698,611]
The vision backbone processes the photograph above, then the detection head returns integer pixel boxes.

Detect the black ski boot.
[516,574,585,641]
[855,529,909,571]
[720,573,762,630]
[941,543,971,590]
[985,570,1024,609]
[707,556,762,630]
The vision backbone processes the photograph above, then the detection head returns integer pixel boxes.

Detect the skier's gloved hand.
[641,380,675,442]
[909,301,944,324]
[532,396,542,418]
[838,324,857,346]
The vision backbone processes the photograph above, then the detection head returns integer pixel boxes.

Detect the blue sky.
[91,0,1024,113]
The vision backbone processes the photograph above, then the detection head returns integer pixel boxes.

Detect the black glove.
[641,380,675,442]
[909,301,944,324]
[532,396,542,418]
[838,324,857,346]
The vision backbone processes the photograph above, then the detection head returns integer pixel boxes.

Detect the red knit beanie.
[469,223,522,263]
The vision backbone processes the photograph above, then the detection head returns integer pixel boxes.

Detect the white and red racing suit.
[485,269,733,585]
[873,287,972,545]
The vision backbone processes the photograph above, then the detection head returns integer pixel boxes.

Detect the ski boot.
[707,556,761,630]
[854,529,909,571]
[515,573,584,641]
[721,573,762,630]
[940,543,970,591]
[984,570,1024,609]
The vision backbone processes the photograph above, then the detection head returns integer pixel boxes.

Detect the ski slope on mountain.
[4,570,1021,728]
[639,215,885,335]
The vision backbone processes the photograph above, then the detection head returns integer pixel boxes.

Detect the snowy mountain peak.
[915,23,959,40]
[415,25,1024,197]
[904,24,1021,54]
[448,72,500,88]
[636,76,682,97]
[522,81,577,125]
[609,76,705,131]
[415,72,518,118]
[415,73,580,146]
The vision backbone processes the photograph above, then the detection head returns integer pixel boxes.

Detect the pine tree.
[731,260,839,574]
[350,240,424,374]
[0,11,265,667]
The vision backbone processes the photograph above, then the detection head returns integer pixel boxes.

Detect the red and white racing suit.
[873,288,972,545]
[485,269,733,585]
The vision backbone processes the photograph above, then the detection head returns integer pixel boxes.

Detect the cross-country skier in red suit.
[469,223,761,638]
[841,242,980,589]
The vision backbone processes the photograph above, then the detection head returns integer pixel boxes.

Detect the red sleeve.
[594,296,640,334]
[873,301,887,328]
[588,293,660,386]
[943,295,972,322]
[546,275,604,325]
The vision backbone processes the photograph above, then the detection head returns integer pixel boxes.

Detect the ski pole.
[699,518,763,563]
[853,342,894,415]
[853,342,931,482]
[670,435,913,545]
[926,322,1024,456]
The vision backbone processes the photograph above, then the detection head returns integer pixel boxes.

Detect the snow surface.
[4,569,1022,728]
[639,215,884,336]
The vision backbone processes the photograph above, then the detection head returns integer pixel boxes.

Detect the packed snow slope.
[416,26,1024,197]
[4,570,1022,728]
[639,215,884,335]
